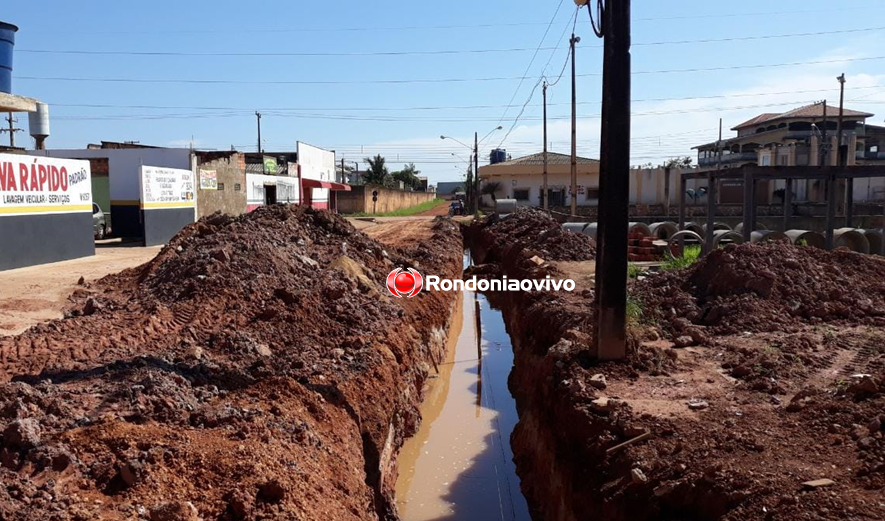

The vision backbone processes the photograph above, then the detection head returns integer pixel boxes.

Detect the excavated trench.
[394,252,532,521]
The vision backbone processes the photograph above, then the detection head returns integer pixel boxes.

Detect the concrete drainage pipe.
[834,228,871,254]
[859,229,884,256]
[784,230,826,249]
[666,230,705,260]
[713,230,744,248]
[562,222,589,234]
[649,221,679,240]
[750,230,788,243]
[734,222,765,235]
[703,222,733,232]
[582,223,598,239]
[628,222,652,237]
[682,222,704,236]
[495,199,518,214]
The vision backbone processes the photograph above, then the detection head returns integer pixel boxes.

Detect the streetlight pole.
[441,126,502,214]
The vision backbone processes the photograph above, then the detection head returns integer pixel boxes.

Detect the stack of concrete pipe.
[562,220,884,257]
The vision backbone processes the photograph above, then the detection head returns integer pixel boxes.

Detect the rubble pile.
[0,205,462,521]
[473,207,596,262]
[637,241,885,336]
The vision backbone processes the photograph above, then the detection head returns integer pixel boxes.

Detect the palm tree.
[363,154,389,185]
[481,181,502,203]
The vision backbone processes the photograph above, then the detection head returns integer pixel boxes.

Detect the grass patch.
[627,263,643,279]
[345,198,447,217]
[662,244,702,271]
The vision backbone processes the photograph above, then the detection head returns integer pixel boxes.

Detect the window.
[234,183,242,191]
[217,183,225,191]
[513,189,530,201]
[92,203,100,214]
[585,188,600,200]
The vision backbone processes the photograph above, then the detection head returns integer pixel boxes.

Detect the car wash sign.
[0,154,92,216]
[140,166,196,209]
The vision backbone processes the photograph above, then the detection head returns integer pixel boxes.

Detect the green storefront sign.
[263,156,277,174]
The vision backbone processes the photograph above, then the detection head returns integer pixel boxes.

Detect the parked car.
[93,203,110,240]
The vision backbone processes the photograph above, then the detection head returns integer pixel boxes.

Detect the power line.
[495,0,565,127]
[44,85,885,113]
[41,6,885,35]
[20,27,884,58]
[22,56,884,86]
[53,98,880,123]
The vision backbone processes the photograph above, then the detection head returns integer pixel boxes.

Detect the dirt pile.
[637,242,885,337]
[469,226,885,520]
[0,206,462,521]
[469,207,596,264]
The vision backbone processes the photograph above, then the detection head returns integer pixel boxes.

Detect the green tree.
[363,154,389,185]
[391,163,421,190]
[481,181,502,202]
[661,156,694,169]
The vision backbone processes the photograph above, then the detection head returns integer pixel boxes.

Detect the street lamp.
[441,125,503,213]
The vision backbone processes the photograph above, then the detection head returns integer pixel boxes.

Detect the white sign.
[0,154,92,216]
[140,166,195,209]
[199,169,218,190]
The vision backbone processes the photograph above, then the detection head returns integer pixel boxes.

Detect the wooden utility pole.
[570,33,581,217]
[706,118,722,254]
[543,81,549,211]
[474,132,479,214]
[3,113,22,147]
[255,112,262,153]
[837,74,853,226]
[594,0,631,361]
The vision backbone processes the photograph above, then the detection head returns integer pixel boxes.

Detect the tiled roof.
[732,103,874,130]
[487,152,599,166]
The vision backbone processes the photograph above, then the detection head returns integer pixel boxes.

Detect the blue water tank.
[0,22,17,94]
[490,148,507,165]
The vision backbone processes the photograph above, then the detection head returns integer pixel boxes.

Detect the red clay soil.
[469,216,885,521]
[637,242,885,337]
[467,207,596,264]
[0,206,462,521]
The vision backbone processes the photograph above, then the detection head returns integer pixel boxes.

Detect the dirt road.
[0,244,162,336]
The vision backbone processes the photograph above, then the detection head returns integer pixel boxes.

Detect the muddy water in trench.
[395,278,531,520]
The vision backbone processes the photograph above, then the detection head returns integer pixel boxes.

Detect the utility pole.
[821,101,828,166]
[837,74,853,226]
[594,0,631,361]
[255,112,262,153]
[543,81,549,211]
[837,74,846,167]
[3,113,22,148]
[706,118,722,254]
[474,132,479,214]
[570,33,581,217]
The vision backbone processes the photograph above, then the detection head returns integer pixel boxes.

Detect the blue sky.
[5,1,885,184]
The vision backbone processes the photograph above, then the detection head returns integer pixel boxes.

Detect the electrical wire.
[44,85,885,113]
[494,0,566,128]
[19,27,885,57]
[20,56,885,86]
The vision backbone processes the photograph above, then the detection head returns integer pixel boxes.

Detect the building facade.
[478,152,601,207]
